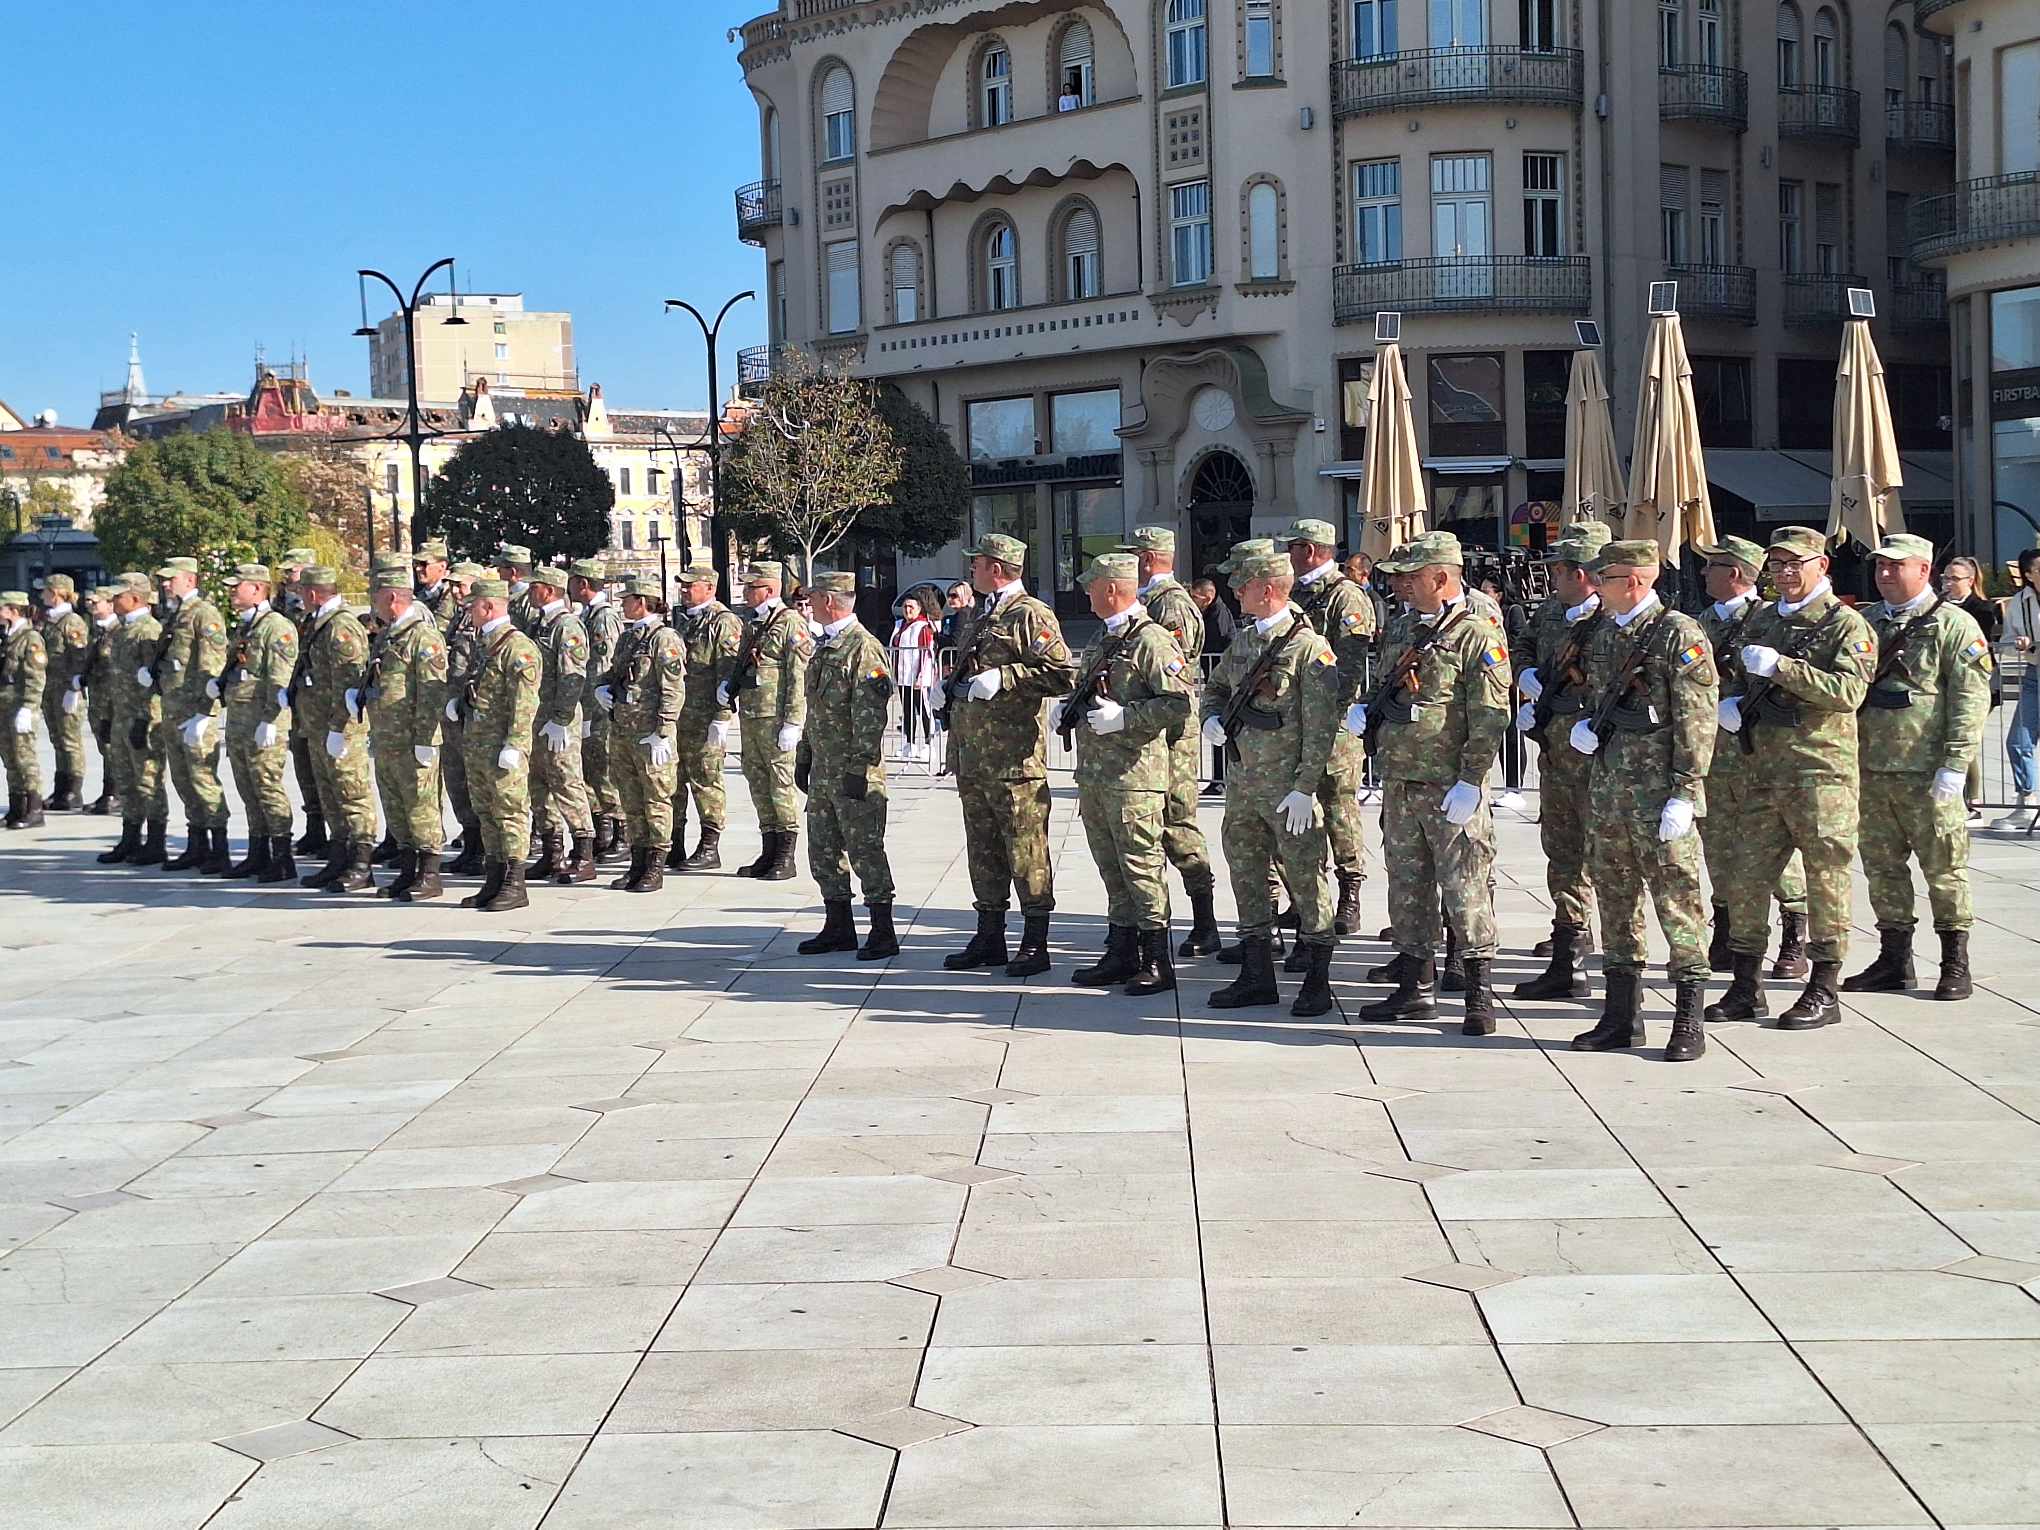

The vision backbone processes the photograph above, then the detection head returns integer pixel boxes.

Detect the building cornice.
[738,0,1032,75]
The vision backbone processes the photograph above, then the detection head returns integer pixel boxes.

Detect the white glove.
[1568,719,1600,756]
[254,721,278,749]
[1048,700,1067,733]
[1658,796,1696,842]
[444,698,461,723]
[579,720,592,739]
[496,745,523,771]
[1931,768,1965,803]
[715,682,732,708]
[275,688,289,711]
[1716,698,1743,734]
[1343,703,1368,737]
[1201,715,1227,748]
[135,666,153,687]
[343,688,360,715]
[1441,781,1482,825]
[1514,701,1537,733]
[1277,790,1316,835]
[709,719,732,749]
[776,723,802,752]
[325,729,346,759]
[1517,667,1543,701]
[1741,644,1780,678]
[60,689,80,715]
[179,715,209,749]
[965,669,1002,701]
[204,678,221,701]
[594,684,614,710]
[11,707,31,735]
[1086,697,1125,735]
[413,745,437,767]
[645,734,674,767]
[541,720,571,753]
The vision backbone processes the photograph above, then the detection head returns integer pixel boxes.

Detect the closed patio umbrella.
[1624,307,1717,558]
[1358,338,1427,564]
[1828,311,1906,548]
[1562,346,1626,530]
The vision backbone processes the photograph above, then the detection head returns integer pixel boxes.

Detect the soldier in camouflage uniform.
[219,564,299,884]
[275,548,328,858]
[1062,553,1193,994]
[367,560,450,901]
[1210,538,1291,965]
[526,566,596,883]
[670,561,744,871]
[1697,536,1811,979]
[150,557,231,874]
[1509,522,1609,999]
[0,591,47,828]
[1356,532,1512,1035]
[100,575,168,864]
[943,533,1081,978]
[1843,533,1991,1002]
[722,561,811,881]
[295,566,378,892]
[793,572,900,960]
[597,577,686,893]
[437,563,487,875]
[413,539,462,630]
[37,574,91,810]
[1123,526,1221,955]
[497,542,542,637]
[571,559,626,861]
[1285,519,1376,939]
[459,578,542,912]
[1711,525,1878,1030]
[1564,541,1719,1061]
[82,586,121,814]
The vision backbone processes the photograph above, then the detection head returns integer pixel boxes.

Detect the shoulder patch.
[1846,634,1876,656]
[1164,657,1185,676]
[1342,611,1366,633]
[1676,641,1706,669]
[1313,648,1336,667]
[1479,643,1507,668]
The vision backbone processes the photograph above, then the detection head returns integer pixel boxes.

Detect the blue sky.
[11,1,768,426]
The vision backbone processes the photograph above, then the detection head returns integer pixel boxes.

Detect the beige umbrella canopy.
[1357,340,1427,564]
[1829,317,1906,548]
[1623,309,1718,557]
[1562,347,1627,530]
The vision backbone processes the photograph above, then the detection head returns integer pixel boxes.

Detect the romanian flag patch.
[1677,642,1705,669]
[1846,635,1876,656]
[1479,644,1507,668]
[1314,649,1337,666]
[1342,611,1367,633]
[1962,636,1989,662]
[867,665,888,681]
[1165,658,1185,676]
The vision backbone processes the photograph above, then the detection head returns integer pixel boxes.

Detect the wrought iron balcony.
[1665,263,1757,325]
[736,344,778,399]
[1659,66,1749,130]
[1331,47,1584,119]
[1782,273,1866,327]
[1889,277,1948,332]
[1778,85,1860,144]
[1914,0,1961,29]
[1331,256,1592,321]
[734,179,783,245]
[1909,173,2040,263]
[1886,101,1954,153]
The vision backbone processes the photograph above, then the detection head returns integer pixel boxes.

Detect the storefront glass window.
[1991,286,2040,564]
[967,397,1036,461]
[1429,477,1504,550]
[1055,484,1125,602]
[1427,353,1505,456]
[1050,389,1121,453]
[971,492,1035,585]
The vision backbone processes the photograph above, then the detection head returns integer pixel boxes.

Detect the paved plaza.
[2,752,2039,1529]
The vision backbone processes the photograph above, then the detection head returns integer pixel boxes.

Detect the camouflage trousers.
[1223,781,1333,947]
[441,715,477,834]
[1701,770,1806,916]
[614,733,678,850]
[959,772,1054,915]
[373,743,444,851]
[2,720,42,798]
[1859,771,1972,933]
[224,719,293,838]
[112,713,165,823]
[531,732,593,839]
[164,713,228,828]
[289,732,322,824]
[677,716,729,832]
[739,710,798,832]
[312,722,377,842]
[1383,777,1497,959]
[809,780,894,903]
[1320,734,1368,883]
[465,736,533,862]
[1160,728,1215,895]
[1589,800,1710,981]
[42,686,86,780]
[1724,778,1858,964]
[584,720,621,817]
[1534,730,1596,930]
[89,698,113,792]
[1081,786,1169,931]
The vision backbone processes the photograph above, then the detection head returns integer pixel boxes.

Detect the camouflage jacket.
[1723,586,1875,783]
[464,620,541,753]
[681,600,745,722]
[1698,593,1766,781]
[1371,598,1512,786]
[509,585,543,638]
[86,619,118,719]
[110,613,162,725]
[222,606,298,727]
[442,598,481,696]
[1141,576,1203,746]
[303,603,371,735]
[2,622,48,714]
[419,580,464,633]
[581,595,625,727]
[798,618,893,789]
[1200,606,1342,798]
[365,608,448,749]
[1294,565,1377,705]
[1579,600,1717,814]
[605,617,687,738]
[41,608,90,700]
[950,587,1079,781]
[732,603,811,729]
[1511,594,1603,741]
[534,602,590,731]
[1858,595,1992,776]
[157,594,227,724]
[1069,609,1191,793]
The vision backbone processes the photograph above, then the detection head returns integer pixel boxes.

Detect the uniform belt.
[1602,701,1665,734]
[1861,686,1913,711]
[1755,690,1803,726]
[1234,706,1284,733]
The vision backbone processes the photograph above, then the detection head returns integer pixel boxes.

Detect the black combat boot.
[369,833,400,867]
[761,830,799,882]
[1367,950,1413,983]
[556,834,597,885]
[380,848,419,900]
[1777,960,1842,1030]
[1572,967,1645,1051]
[89,785,115,815]
[325,838,374,894]
[1074,926,1139,987]
[198,827,231,875]
[797,900,859,955]
[1218,929,1284,964]
[481,859,529,913]
[631,850,665,894]
[1664,979,1708,1062]
[132,819,168,867]
[294,813,327,857]
[99,821,142,864]
[595,817,625,863]
[1461,956,1496,1036]
[1209,935,1280,1008]
[1178,885,1221,957]
[399,851,444,902]
[612,847,650,891]
[528,831,563,882]
[1440,927,1466,993]
[1705,951,1769,1021]
[1516,923,1591,1000]
[1333,873,1364,938]
[446,831,485,877]
[1934,929,1972,1001]
[1842,929,1913,993]
[300,836,349,889]
[1360,956,1437,1022]
[260,835,296,884]
[48,772,80,812]
[15,791,46,828]
[1707,903,1732,973]
[681,824,722,871]
[6,794,25,828]
[461,859,507,909]
[163,827,206,872]
[944,911,1009,971]
[1771,909,1810,979]
[1284,937,1312,974]
[859,901,900,961]
[223,833,271,880]
[1006,914,1052,977]
[733,832,776,877]
[1125,928,1175,996]
[1291,943,1334,1018]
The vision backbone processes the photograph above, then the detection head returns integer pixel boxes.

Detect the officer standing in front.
[597,577,686,893]
[571,558,626,863]
[722,561,810,881]
[100,574,168,865]
[670,561,744,871]
[0,591,47,829]
[296,565,377,892]
[459,577,542,912]
[366,559,450,901]
[38,574,91,811]
[152,557,230,874]
[526,566,596,884]
[1844,532,1991,1001]
[219,564,298,883]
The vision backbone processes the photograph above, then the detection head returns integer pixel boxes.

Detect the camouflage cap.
[412,538,449,562]
[370,565,415,592]
[529,565,570,589]
[1280,518,1339,549]
[1386,530,1463,572]
[279,547,316,568]
[963,533,1028,568]
[1232,552,1293,584]
[448,561,487,581]
[230,563,275,585]
[90,584,121,602]
[1696,534,1766,573]
[496,542,533,566]
[470,577,512,600]
[622,575,665,599]
[0,590,29,609]
[299,564,339,586]
[1869,532,1936,563]
[116,572,152,594]
[811,571,857,595]
[567,557,607,580]
[154,557,199,579]
[742,561,784,586]
[678,562,718,584]
[43,573,76,597]
[1217,538,1278,576]
[1591,539,1663,572]
[1080,552,1140,584]
[1118,525,1177,555]
[1543,521,1612,565]
[1767,525,1830,561]
[371,552,412,573]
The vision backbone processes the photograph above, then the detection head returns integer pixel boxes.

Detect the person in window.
[890,595,938,760]
[1941,556,2002,820]
[1058,70,1084,111]
[1999,547,2040,827]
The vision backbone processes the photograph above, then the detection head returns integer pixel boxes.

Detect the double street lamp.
[353,258,465,554]
[662,292,754,586]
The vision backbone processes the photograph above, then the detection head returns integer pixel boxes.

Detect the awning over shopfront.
[1701,449,1832,522]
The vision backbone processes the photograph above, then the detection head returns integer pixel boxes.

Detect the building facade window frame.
[817,61,856,164]
[885,237,924,324]
[1352,0,1399,58]
[1166,0,1209,88]
[1243,175,1287,280]
[1351,157,1403,263]
[1778,178,1803,272]
[1811,5,1839,89]
[1524,151,1565,258]
[1659,0,1682,69]
[970,213,1022,312]
[1777,3,1802,89]
[972,35,1015,129]
[1241,0,1279,79]
[1051,15,1097,107]
[1170,179,1215,285]
[1049,196,1104,301]
[1521,0,1559,51]
[1661,163,1690,263]
[825,236,862,333]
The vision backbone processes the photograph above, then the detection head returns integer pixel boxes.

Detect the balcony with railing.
[1909,173,2040,263]
[735,179,783,245]
[1782,273,1866,326]
[1659,66,1749,130]
[1914,0,1962,30]
[1330,47,1584,119]
[736,344,778,400]
[1331,256,1591,320]
[1886,101,1955,153]
[1665,263,1757,324]
[1890,276,1949,332]
[1778,85,1861,144]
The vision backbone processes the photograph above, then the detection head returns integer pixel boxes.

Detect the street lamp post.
[353,258,466,553]
[661,292,754,584]
[648,523,670,600]
[650,421,701,569]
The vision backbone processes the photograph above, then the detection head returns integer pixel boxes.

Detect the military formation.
[1,518,1995,1062]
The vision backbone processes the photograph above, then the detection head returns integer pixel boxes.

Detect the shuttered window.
[1660,164,1689,264]
[1699,168,1728,261]
[1058,18,1095,104]
[1062,206,1100,298]
[890,244,921,323]
[1884,23,1908,110]
[1814,182,1841,274]
[1778,3,1802,86]
[820,65,855,161]
[825,239,860,333]
[1813,7,1838,86]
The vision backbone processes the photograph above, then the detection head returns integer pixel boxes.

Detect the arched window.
[1057,202,1101,298]
[1167,0,1208,88]
[979,219,1020,311]
[818,64,855,162]
[1248,182,1280,279]
[1777,3,1802,88]
[763,108,780,180]
[1057,17,1096,107]
[1884,22,1908,112]
[982,44,1013,126]
[1812,6,1839,87]
[890,242,922,323]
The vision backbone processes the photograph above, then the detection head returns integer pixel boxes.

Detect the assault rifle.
[1530,610,1605,732]
[727,607,778,700]
[1587,610,1671,741]
[1859,598,1940,711]
[1361,606,1467,756]
[932,599,994,727]
[1057,631,1128,751]
[1736,602,1845,755]
[1217,618,1305,762]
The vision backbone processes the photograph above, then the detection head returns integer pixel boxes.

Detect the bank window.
[971,492,1033,561]
[1171,180,1214,286]
[967,396,1036,461]
[1050,388,1121,453]
[1056,484,1126,602]
[1351,160,1402,264]
[1426,351,1505,457]
[1524,153,1563,257]
[1352,0,1397,57]
[1167,0,1208,87]
[1245,0,1275,77]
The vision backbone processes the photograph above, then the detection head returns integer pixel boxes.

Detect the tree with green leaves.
[421,423,614,563]
[94,429,312,602]
[865,385,970,558]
